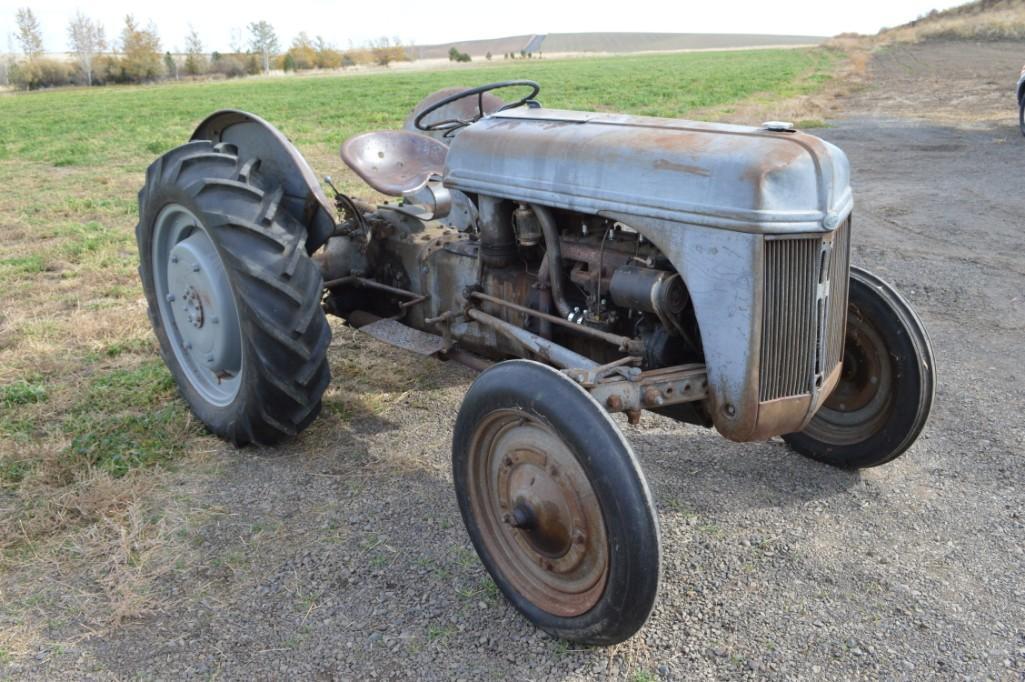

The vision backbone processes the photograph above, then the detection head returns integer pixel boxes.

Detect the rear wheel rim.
[152,203,243,407]
[804,310,894,445]
[466,409,609,617]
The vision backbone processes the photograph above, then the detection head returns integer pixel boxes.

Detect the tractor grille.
[759,218,851,402]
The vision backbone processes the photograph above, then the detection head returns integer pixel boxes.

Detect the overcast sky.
[3,0,969,53]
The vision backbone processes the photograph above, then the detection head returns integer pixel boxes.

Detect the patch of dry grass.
[0,159,216,657]
[878,0,1025,44]
[0,473,203,662]
[693,45,870,128]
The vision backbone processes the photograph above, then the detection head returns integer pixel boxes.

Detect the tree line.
[1,8,412,91]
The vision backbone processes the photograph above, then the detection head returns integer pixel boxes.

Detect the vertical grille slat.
[825,219,851,371]
[759,218,851,402]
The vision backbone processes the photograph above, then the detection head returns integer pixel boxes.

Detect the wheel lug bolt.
[211,316,220,324]
[573,529,586,545]
[503,456,513,467]
[170,255,179,264]
[184,342,192,351]
[165,293,175,302]
[192,264,201,273]
[206,354,215,363]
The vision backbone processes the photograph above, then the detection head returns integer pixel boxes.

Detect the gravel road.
[11,41,1025,680]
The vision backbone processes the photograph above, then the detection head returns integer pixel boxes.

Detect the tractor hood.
[443,108,852,234]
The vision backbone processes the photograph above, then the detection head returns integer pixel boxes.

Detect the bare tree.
[184,24,207,75]
[229,27,243,54]
[67,11,106,86]
[15,7,44,58]
[0,34,14,85]
[247,21,278,74]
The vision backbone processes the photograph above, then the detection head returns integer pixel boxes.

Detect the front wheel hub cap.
[469,411,609,617]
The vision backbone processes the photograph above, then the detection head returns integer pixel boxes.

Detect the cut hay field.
[0,46,842,657]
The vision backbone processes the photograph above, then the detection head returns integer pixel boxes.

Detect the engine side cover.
[443,108,852,234]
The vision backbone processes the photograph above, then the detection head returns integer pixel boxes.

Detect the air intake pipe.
[530,204,572,319]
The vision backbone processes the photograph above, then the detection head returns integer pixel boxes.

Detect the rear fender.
[191,110,335,252]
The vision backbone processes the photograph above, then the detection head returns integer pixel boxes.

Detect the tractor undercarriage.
[317,200,712,425]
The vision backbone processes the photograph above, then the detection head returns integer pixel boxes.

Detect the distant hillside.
[411,35,536,60]
[413,32,823,59]
[881,0,1025,41]
[541,32,823,53]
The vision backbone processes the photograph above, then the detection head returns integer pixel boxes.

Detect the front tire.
[784,267,935,468]
[1019,96,1024,137]
[137,140,331,446]
[452,360,661,645]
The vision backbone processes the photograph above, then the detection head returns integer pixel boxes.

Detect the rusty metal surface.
[444,108,852,235]
[190,110,335,251]
[325,275,423,300]
[464,308,598,370]
[801,300,893,443]
[464,409,609,617]
[586,364,708,414]
[469,292,644,354]
[358,318,446,356]
[480,269,535,328]
[340,130,449,197]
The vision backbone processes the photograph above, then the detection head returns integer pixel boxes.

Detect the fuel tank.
[443,108,851,235]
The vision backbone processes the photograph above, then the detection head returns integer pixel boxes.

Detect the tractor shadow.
[81,337,863,679]
[624,417,861,514]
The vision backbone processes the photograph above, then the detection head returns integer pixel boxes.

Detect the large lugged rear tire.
[453,360,661,645]
[136,140,331,446]
[784,267,934,468]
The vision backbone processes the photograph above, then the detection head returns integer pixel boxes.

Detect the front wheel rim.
[466,410,609,617]
[804,309,894,445]
[152,203,244,407]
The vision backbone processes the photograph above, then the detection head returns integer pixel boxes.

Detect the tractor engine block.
[320,203,702,371]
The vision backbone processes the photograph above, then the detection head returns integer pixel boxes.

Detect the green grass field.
[0,48,836,168]
[0,47,841,646]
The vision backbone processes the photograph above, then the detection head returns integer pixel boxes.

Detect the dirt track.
[12,41,1025,680]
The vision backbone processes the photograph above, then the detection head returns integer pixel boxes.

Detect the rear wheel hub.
[153,204,243,407]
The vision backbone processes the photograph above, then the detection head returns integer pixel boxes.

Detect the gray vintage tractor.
[136,81,934,644]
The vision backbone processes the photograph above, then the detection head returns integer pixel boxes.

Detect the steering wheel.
[414,80,541,136]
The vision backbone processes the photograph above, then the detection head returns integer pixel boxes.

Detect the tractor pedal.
[358,318,446,356]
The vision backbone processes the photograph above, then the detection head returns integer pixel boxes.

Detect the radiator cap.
[762,121,796,132]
